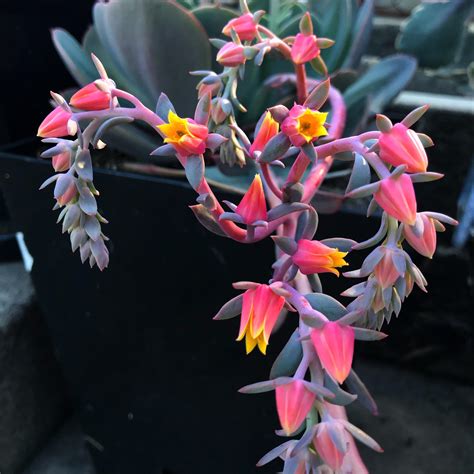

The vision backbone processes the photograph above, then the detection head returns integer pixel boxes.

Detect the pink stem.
[260,163,283,200]
[295,63,308,104]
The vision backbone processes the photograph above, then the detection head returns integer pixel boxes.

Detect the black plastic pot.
[0,150,293,474]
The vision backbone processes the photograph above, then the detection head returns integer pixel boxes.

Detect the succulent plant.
[52,0,416,193]
[396,0,473,70]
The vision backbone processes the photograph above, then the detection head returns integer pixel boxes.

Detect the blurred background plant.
[52,0,417,193]
[396,0,473,78]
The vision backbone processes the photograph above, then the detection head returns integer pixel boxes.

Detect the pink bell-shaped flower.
[157,111,208,157]
[237,284,285,354]
[52,151,71,172]
[291,33,320,65]
[235,174,267,224]
[216,42,246,67]
[379,123,428,173]
[313,421,347,470]
[37,106,74,138]
[374,174,417,225]
[403,213,437,258]
[373,247,403,289]
[310,321,354,384]
[250,112,279,155]
[70,82,111,111]
[275,379,315,435]
[292,239,348,276]
[222,13,258,42]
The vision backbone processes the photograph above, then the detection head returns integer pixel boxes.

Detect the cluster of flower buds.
[37,80,111,270]
[36,1,457,471]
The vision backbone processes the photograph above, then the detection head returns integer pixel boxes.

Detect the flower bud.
[373,247,403,289]
[275,380,315,435]
[291,33,320,65]
[374,174,417,225]
[70,83,111,111]
[313,421,347,470]
[403,213,437,258]
[217,42,246,67]
[198,80,221,99]
[237,284,285,354]
[235,174,267,224]
[52,151,71,172]
[37,106,73,138]
[310,321,354,384]
[211,98,231,124]
[281,105,327,147]
[222,13,258,42]
[57,182,78,206]
[292,239,348,276]
[250,112,279,155]
[379,123,428,173]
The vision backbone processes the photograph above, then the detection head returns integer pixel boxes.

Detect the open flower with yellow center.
[292,239,348,276]
[157,110,208,157]
[237,284,285,355]
[281,104,328,147]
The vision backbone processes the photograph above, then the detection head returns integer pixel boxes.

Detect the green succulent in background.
[52,0,417,192]
[396,0,473,70]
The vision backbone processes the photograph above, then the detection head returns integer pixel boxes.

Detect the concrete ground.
[21,359,474,474]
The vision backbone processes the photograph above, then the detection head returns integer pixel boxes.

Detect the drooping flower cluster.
[36,2,456,472]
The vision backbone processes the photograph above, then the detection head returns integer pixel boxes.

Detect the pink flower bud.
[379,123,428,173]
[374,247,402,289]
[57,182,78,206]
[235,174,267,224]
[237,284,285,354]
[292,239,348,276]
[37,106,73,138]
[310,322,354,384]
[275,380,315,435]
[250,112,279,155]
[313,421,347,470]
[198,81,221,99]
[216,42,246,67]
[70,83,111,111]
[374,174,417,225]
[403,213,437,258]
[52,151,71,172]
[222,13,258,42]
[291,33,320,65]
[281,105,328,147]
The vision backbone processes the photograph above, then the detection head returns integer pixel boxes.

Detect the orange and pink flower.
[235,174,268,224]
[237,284,285,354]
[275,379,315,435]
[250,112,279,155]
[311,322,354,384]
[292,239,348,276]
[157,110,208,157]
[281,105,328,147]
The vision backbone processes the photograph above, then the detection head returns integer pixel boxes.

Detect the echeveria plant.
[37,2,456,472]
[51,0,417,192]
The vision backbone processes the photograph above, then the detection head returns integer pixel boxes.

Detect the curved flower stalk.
[37,2,456,472]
